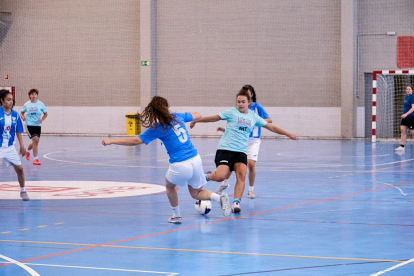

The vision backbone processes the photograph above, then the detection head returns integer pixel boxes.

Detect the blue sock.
[233,198,241,204]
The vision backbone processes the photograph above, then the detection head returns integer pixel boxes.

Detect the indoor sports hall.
[1,1,414,275]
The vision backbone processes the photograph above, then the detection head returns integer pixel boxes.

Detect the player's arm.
[190,112,202,121]
[16,133,27,156]
[190,115,221,129]
[20,111,26,121]
[102,137,144,146]
[39,112,48,124]
[402,104,414,119]
[264,117,272,123]
[263,124,296,140]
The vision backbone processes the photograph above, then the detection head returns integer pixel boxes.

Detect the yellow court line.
[55,223,64,225]
[37,225,48,228]
[0,239,406,264]
[1,232,11,235]
[19,228,30,232]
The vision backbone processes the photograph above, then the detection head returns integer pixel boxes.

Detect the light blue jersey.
[22,100,47,126]
[0,107,24,148]
[218,108,267,154]
[249,102,270,138]
[138,112,197,163]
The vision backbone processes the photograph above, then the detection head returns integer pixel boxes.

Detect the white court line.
[0,261,178,275]
[0,254,40,276]
[370,257,414,276]
[375,181,407,196]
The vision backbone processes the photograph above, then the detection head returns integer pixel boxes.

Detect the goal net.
[372,70,414,142]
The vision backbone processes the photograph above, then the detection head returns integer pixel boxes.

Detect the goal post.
[372,70,414,143]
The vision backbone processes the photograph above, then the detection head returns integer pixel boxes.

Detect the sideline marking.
[0,254,40,276]
[1,180,413,268]
[0,261,178,275]
[370,257,414,276]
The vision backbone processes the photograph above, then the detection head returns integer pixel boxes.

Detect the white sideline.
[370,257,414,276]
[0,254,40,276]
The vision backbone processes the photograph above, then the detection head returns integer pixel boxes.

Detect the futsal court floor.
[1,136,413,276]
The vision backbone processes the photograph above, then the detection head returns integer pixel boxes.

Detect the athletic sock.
[401,145,405,148]
[233,198,241,204]
[249,186,254,192]
[20,188,26,192]
[210,193,220,202]
[171,205,180,217]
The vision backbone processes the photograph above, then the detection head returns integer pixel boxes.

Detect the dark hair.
[237,88,251,102]
[243,85,256,102]
[408,84,414,91]
[139,96,178,132]
[28,88,39,97]
[0,89,14,108]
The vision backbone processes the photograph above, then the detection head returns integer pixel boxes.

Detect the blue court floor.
[1,136,414,275]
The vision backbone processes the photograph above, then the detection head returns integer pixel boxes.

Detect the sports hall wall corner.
[0,0,413,138]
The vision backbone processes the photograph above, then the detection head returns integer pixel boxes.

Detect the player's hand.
[190,121,196,129]
[20,147,27,157]
[21,116,26,121]
[102,139,111,146]
[288,133,297,140]
[402,114,407,119]
[217,127,225,132]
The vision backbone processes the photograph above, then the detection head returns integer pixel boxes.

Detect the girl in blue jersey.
[191,89,296,213]
[21,88,48,165]
[102,96,231,224]
[0,90,29,201]
[217,85,272,199]
[395,85,414,151]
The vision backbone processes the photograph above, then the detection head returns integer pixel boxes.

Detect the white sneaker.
[247,191,256,199]
[215,179,230,195]
[395,146,405,151]
[219,193,231,216]
[20,191,29,201]
[168,216,182,224]
[232,201,241,213]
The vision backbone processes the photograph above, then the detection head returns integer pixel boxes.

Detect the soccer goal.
[371,70,414,143]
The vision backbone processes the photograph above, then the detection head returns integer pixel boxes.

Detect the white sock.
[210,193,220,202]
[171,205,180,217]
[21,188,26,192]
[249,186,254,192]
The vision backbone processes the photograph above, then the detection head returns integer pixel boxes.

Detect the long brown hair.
[139,96,178,132]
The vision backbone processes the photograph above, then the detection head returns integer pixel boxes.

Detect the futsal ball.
[195,200,212,215]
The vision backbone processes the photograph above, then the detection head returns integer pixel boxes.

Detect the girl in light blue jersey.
[217,85,272,199]
[0,90,29,201]
[21,88,48,165]
[102,96,231,224]
[191,89,296,213]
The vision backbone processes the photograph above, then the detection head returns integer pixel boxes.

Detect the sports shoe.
[168,216,182,224]
[215,178,230,195]
[25,151,30,161]
[395,146,405,151]
[20,191,29,201]
[232,201,241,213]
[219,192,231,216]
[247,190,256,199]
[33,159,41,165]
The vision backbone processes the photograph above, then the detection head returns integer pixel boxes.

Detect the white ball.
[195,200,212,215]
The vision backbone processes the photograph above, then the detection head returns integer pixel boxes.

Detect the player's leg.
[232,162,247,213]
[396,124,407,150]
[32,136,40,160]
[247,138,260,198]
[165,161,192,224]
[6,148,29,201]
[188,154,231,216]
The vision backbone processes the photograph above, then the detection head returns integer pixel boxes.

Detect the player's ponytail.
[140,96,177,132]
[243,84,257,102]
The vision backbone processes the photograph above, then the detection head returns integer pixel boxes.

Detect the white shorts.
[0,146,22,167]
[247,138,261,162]
[166,154,207,189]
